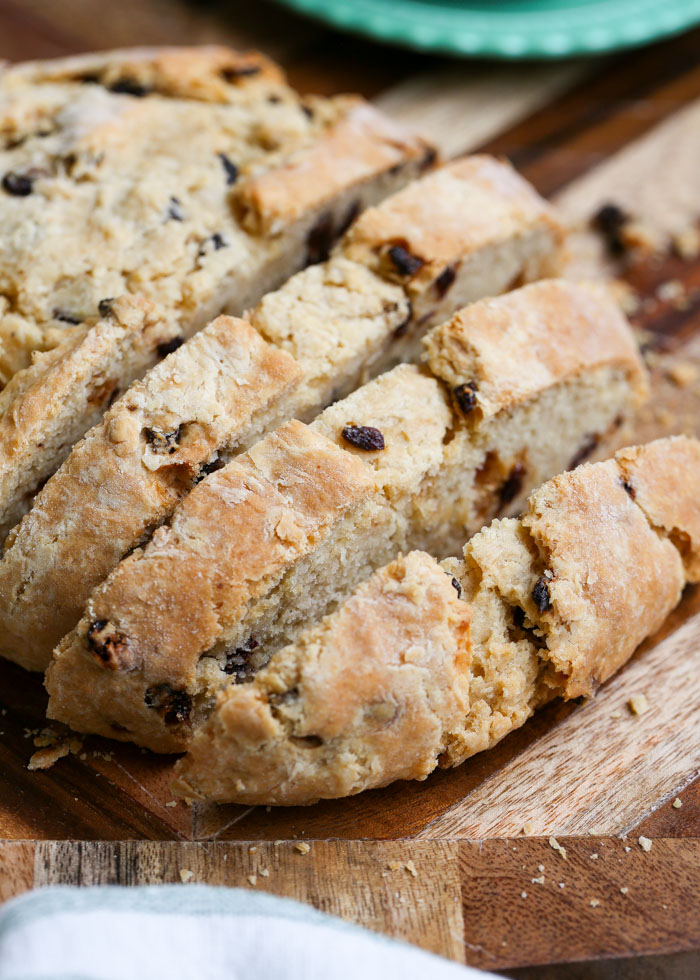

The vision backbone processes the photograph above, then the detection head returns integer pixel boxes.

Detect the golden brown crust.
[0,317,301,671]
[46,421,373,750]
[234,102,432,237]
[342,155,564,293]
[0,46,285,101]
[615,435,700,581]
[423,279,648,420]
[173,552,470,805]
[522,457,685,698]
[335,156,565,337]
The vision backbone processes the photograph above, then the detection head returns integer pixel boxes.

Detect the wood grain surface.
[0,838,698,970]
[1,1,700,972]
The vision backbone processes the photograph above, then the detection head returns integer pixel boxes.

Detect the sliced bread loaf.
[45,280,646,749]
[0,157,563,670]
[172,436,700,804]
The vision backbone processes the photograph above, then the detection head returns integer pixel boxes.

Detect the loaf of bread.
[0,157,564,671]
[0,45,432,387]
[45,280,646,749]
[171,436,700,805]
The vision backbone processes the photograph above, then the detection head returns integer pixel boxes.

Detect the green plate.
[274,0,700,58]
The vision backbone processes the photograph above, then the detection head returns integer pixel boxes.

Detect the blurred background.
[2,0,700,93]
[2,0,700,164]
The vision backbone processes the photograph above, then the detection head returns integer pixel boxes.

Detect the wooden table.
[1,1,700,975]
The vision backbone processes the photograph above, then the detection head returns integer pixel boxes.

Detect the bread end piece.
[423,279,648,423]
[615,435,700,582]
[173,551,470,805]
[0,296,179,545]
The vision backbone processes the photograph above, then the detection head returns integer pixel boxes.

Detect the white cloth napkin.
[0,885,492,980]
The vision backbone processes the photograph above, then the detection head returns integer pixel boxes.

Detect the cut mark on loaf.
[173,551,472,805]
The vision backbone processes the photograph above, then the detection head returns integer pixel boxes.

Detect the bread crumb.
[179,869,194,883]
[624,846,631,853]
[248,875,257,886]
[249,846,258,853]
[538,864,545,872]
[165,800,177,808]
[294,842,311,854]
[260,869,270,878]
[558,882,565,889]
[654,407,675,428]
[590,899,601,908]
[672,798,682,809]
[405,860,418,878]
[520,891,527,899]
[549,837,567,860]
[638,836,653,852]
[620,887,629,895]
[628,219,657,252]
[610,710,622,719]
[33,729,60,748]
[672,226,700,260]
[611,279,640,316]
[27,730,83,771]
[590,853,598,860]
[667,362,698,388]
[656,279,684,303]
[25,728,83,772]
[522,821,534,834]
[531,876,545,885]
[628,694,649,716]
[28,744,71,770]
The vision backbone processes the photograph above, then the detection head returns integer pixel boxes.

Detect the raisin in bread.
[0,157,563,671]
[45,280,646,749]
[0,45,431,386]
[172,435,700,805]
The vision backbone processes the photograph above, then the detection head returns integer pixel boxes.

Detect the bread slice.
[172,435,700,805]
[0,315,301,671]
[0,157,563,671]
[0,296,181,543]
[45,280,646,749]
[0,45,431,386]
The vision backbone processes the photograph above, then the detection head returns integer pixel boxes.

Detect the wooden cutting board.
[1,2,699,971]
